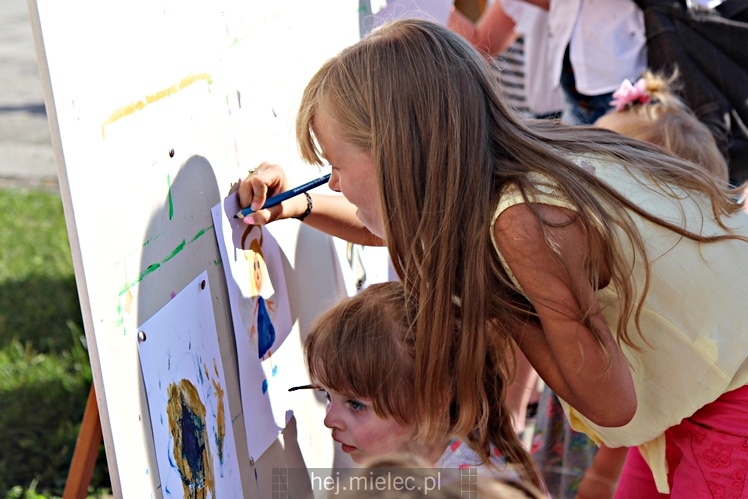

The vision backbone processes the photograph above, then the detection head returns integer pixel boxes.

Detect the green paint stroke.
[162,239,187,264]
[117,225,214,296]
[190,226,213,243]
[167,174,174,220]
[114,302,124,328]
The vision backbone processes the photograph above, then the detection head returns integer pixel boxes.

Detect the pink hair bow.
[609,78,651,111]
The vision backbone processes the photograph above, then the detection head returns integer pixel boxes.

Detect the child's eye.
[347,399,366,411]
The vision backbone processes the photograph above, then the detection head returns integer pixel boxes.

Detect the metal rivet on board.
[169,148,175,158]
[200,279,206,290]
[138,331,146,342]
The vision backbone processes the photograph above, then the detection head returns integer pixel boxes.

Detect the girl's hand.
[236,162,308,225]
[237,162,385,246]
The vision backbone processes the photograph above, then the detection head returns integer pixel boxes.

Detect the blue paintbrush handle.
[234,173,331,218]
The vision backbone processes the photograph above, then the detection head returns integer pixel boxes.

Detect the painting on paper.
[137,270,242,498]
[211,195,295,461]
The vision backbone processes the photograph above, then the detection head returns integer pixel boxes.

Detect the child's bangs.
[305,297,415,422]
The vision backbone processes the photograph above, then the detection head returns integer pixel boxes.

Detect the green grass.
[0,191,82,352]
[0,188,110,498]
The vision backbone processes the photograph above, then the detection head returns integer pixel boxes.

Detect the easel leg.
[63,384,103,499]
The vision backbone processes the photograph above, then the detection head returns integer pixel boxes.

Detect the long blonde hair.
[305,282,542,488]
[296,19,746,450]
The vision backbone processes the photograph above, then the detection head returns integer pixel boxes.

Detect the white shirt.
[502,0,565,115]
[547,0,647,96]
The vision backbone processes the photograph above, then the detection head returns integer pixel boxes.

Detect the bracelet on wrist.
[294,192,313,222]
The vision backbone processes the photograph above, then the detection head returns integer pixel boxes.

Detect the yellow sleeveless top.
[490,154,748,493]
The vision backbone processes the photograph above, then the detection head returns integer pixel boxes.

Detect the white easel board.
[26,1,366,496]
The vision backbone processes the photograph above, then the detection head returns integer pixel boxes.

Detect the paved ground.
[0,0,58,191]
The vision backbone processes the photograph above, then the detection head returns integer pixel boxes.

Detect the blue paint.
[177,398,207,487]
[272,365,278,377]
[215,431,224,466]
[261,379,268,394]
[168,443,177,469]
[256,296,275,359]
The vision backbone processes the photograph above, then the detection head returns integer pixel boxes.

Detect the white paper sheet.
[211,195,295,461]
[137,270,242,498]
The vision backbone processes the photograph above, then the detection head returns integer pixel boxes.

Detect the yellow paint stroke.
[167,379,216,499]
[101,73,213,137]
[124,289,133,314]
[211,359,226,464]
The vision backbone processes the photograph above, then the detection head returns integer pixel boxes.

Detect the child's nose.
[323,404,344,431]
[328,171,341,193]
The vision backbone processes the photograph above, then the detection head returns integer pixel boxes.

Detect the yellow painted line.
[101,73,212,136]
